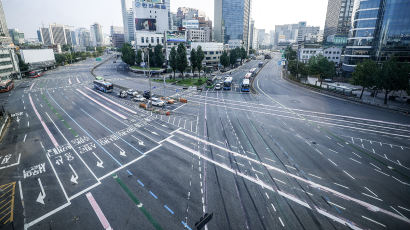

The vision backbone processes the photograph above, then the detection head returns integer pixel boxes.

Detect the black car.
[143,91,151,99]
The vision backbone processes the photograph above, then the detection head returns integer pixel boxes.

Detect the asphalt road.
[0,52,409,230]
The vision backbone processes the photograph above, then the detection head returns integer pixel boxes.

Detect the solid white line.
[362,215,386,228]
[398,206,410,212]
[364,187,378,197]
[333,183,349,190]
[370,163,381,170]
[278,217,285,227]
[85,87,137,115]
[328,158,338,166]
[390,206,406,218]
[0,153,21,170]
[76,89,127,119]
[24,202,71,230]
[308,173,322,180]
[374,169,390,177]
[350,158,362,164]
[174,103,186,111]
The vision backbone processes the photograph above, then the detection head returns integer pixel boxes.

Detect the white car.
[132,91,140,97]
[127,89,136,95]
[132,95,146,102]
[215,83,222,90]
[150,98,165,107]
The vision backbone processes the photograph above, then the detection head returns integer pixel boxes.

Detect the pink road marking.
[29,82,35,90]
[86,192,113,230]
[76,89,127,119]
[85,87,137,115]
[69,78,72,85]
[29,94,59,148]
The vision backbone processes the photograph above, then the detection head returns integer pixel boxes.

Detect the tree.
[239,47,247,64]
[220,51,229,69]
[17,53,29,72]
[196,46,205,77]
[308,55,335,87]
[190,48,197,75]
[377,59,409,104]
[176,43,188,77]
[146,44,155,67]
[352,60,378,99]
[285,46,297,61]
[153,44,164,68]
[288,60,298,76]
[121,43,135,66]
[169,47,177,79]
[229,48,238,67]
[62,44,71,52]
[136,49,143,66]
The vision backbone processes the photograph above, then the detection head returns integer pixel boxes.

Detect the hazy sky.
[3,0,328,39]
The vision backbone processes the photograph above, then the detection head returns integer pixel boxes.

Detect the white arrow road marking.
[16,116,20,123]
[137,203,143,208]
[69,164,79,184]
[113,143,126,156]
[131,135,145,146]
[36,178,46,205]
[92,152,104,168]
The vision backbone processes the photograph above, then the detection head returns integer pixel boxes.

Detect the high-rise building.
[121,0,135,43]
[90,23,103,47]
[77,28,91,47]
[70,31,77,46]
[64,28,73,46]
[50,24,67,45]
[214,0,252,50]
[249,19,255,49]
[343,0,410,73]
[297,22,320,43]
[257,29,265,47]
[323,0,354,43]
[110,26,124,36]
[0,1,12,46]
[9,29,25,45]
[39,27,53,46]
[0,48,19,79]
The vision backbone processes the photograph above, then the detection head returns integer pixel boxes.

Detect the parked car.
[127,89,136,95]
[117,90,127,98]
[151,97,165,107]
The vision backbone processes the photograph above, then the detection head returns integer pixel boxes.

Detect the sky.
[3,0,328,39]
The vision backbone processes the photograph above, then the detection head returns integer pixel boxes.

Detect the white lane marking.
[172,131,410,225]
[271,203,276,212]
[265,157,275,163]
[318,208,362,230]
[278,217,285,227]
[265,192,270,199]
[76,77,80,83]
[86,192,113,230]
[273,178,287,185]
[252,167,264,175]
[398,206,410,212]
[308,173,322,180]
[36,178,46,205]
[69,78,72,85]
[390,206,406,218]
[333,183,349,190]
[285,164,297,170]
[27,121,30,127]
[350,158,362,164]
[328,158,338,166]
[328,148,338,154]
[370,163,381,170]
[23,134,27,142]
[374,169,390,177]
[76,89,127,119]
[315,149,323,155]
[337,143,344,147]
[392,176,410,186]
[364,187,378,197]
[328,201,346,210]
[362,193,383,201]
[362,215,386,228]
[85,87,137,115]
[351,152,362,158]
[343,170,356,180]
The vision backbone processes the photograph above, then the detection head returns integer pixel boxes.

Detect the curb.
[282,72,410,115]
[250,61,268,94]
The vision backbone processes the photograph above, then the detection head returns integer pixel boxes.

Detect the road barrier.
[139,103,147,109]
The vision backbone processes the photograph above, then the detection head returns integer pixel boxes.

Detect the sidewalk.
[285,73,410,114]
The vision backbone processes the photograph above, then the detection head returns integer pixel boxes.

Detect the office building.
[274,22,320,47]
[0,1,11,46]
[187,29,209,42]
[297,22,320,43]
[9,29,25,45]
[191,42,224,67]
[121,0,135,43]
[111,26,125,49]
[111,26,124,35]
[298,46,342,65]
[343,0,410,73]
[249,20,255,49]
[39,27,53,46]
[177,7,199,21]
[77,28,91,48]
[90,23,103,47]
[70,31,77,46]
[0,48,19,79]
[64,28,73,46]
[323,0,354,44]
[50,24,67,45]
[257,29,265,47]
[214,0,252,50]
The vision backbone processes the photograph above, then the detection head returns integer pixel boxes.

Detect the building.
[257,29,265,47]
[214,0,252,50]
[0,1,11,46]
[191,42,224,66]
[90,23,103,47]
[49,24,67,45]
[251,27,258,50]
[77,28,91,48]
[121,0,135,43]
[298,46,342,65]
[111,26,124,35]
[343,0,410,73]
[9,28,25,45]
[187,29,209,42]
[39,27,53,46]
[323,0,354,44]
[70,30,77,46]
[249,20,255,49]
[297,22,320,43]
[274,22,320,47]
[177,7,199,21]
[182,19,199,29]
[0,48,19,79]
[64,27,73,46]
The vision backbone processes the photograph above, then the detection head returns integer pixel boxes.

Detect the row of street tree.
[219,47,247,69]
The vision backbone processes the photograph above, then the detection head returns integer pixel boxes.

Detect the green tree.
[17,53,29,72]
[220,51,230,69]
[229,48,238,67]
[352,60,378,99]
[176,43,188,77]
[62,44,71,52]
[239,47,247,64]
[169,47,177,79]
[196,46,205,77]
[120,43,135,66]
[377,59,409,104]
[285,46,297,61]
[190,48,197,75]
[288,60,298,76]
[308,55,335,86]
[153,44,164,68]
[136,49,143,66]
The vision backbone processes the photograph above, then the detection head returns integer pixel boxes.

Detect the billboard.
[166,31,186,42]
[135,18,157,31]
[21,49,55,64]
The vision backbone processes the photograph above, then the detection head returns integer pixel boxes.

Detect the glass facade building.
[343,0,410,72]
[324,0,354,43]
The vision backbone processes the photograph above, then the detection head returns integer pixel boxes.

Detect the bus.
[0,79,14,93]
[93,80,113,93]
[223,77,233,90]
[241,79,250,92]
[244,73,252,79]
[249,68,257,76]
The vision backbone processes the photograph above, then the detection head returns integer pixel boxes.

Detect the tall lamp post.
[142,47,152,108]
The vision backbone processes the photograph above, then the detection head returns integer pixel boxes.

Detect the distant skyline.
[3,0,327,39]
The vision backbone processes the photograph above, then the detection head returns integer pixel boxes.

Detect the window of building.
[157,38,159,44]
[206,57,211,60]
[141,37,144,43]
[210,51,214,55]
[151,37,154,43]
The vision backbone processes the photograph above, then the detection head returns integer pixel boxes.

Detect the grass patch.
[131,66,162,71]
[153,77,207,86]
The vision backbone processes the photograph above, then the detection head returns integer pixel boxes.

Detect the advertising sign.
[135,18,157,31]
[166,31,186,42]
